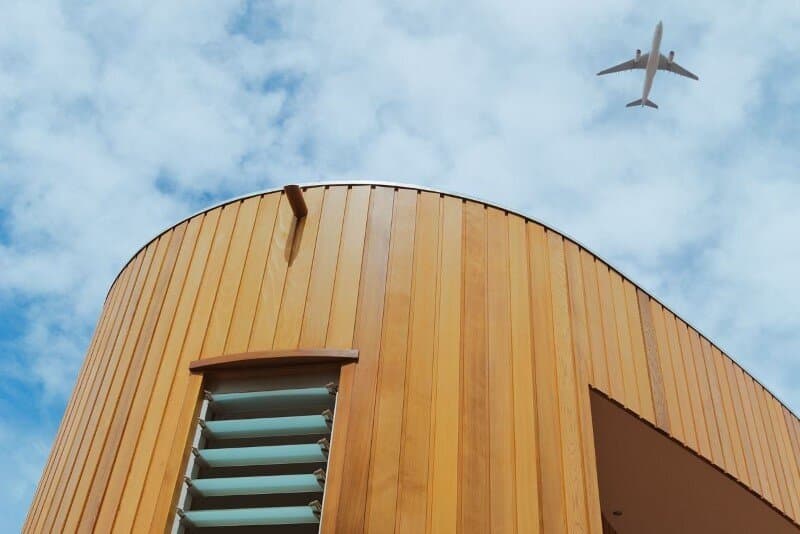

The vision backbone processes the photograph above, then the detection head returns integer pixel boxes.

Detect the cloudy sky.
[1,0,799,530]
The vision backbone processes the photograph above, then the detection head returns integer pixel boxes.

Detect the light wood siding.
[24,184,800,532]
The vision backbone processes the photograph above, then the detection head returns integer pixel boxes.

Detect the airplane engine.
[668,51,675,63]
[635,49,641,62]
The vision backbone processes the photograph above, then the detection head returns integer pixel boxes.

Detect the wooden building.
[24,183,800,533]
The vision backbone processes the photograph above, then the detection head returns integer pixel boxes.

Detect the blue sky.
[1,0,800,530]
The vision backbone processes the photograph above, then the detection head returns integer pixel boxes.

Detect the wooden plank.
[594,263,624,404]
[711,345,750,485]
[579,251,608,393]
[395,192,441,533]
[93,219,200,532]
[486,208,515,534]
[364,189,416,532]
[681,328,722,465]
[746,372,783,507]
[33,255,143,534]
[782,407,800,522]
[785,408,800,481]
[752,381,789,511]
[426,195,462,534]
[60,231,172,534]
[548,232,589,534]
[25,267,129,533]
[675,319,710,459]
[77,224,187,532]
[529,224,567,534]
[144,203,243,532]
[43,241,159,534]
[699,338,735,475]
[335,186,394,534]
[111,212,217,533]
[662,311,697,450]
[508,217,541,534]
[649,301,684,441]
[319,362,356,533]
[688,328,722,465]
[768,395,800,520]
[457,202,490,534]
[248,193,294,350]
[326,186,371,349]
[300,186,348,347]
[609,272,640,413]
[224,194,280,354]
[623,282,655,424]
[637,291,670,432]
[147,375,203,533]
[124,207,224,533]
[201,198,259,357]
[733,364,770,499]
[271,187,325,349]
[724,357,760,493]
[564,243,591,387]
[565,241,602,534]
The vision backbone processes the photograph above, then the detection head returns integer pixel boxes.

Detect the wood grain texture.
[699,337,734,475]
[112,211,218,533]
[623,282,655,424]
[48,238,162,534]
[395,192,440,534]
[335,187,394,534]
[529,225,567,534]
[595,263,624,404]
[93,219,200,533]
[458,201,490,534]
[25,184,800,533]
[508,217,541,534]
[664,311,697,450]
[610,272,639,415]
[649,300,685,442]
[364,188,416,532]
[676,319,711,460]
[486,208,515,534]
[427,195,462,534]
[565,242,602,534]
[548,232,589,534]
[580,252,609,394]
[77,223,187,532]
[637,291,670,432]
[320,362,356,533]
[712,344,750,485]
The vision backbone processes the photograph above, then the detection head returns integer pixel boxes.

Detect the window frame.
[169,349,359,534]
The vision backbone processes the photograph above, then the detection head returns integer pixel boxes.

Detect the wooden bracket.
[284,184,308,219]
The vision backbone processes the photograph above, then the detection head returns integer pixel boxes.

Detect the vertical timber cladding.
[23,183,800,533]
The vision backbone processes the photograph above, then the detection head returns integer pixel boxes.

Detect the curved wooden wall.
[24,184,800,533]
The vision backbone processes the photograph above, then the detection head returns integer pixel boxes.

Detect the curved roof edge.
[106,180,798,420]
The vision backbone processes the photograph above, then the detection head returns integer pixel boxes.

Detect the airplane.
[597,21,699,109]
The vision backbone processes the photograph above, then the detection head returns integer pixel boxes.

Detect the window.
[173,365,341,533]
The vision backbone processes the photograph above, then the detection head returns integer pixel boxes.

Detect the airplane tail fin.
[626,98,658,109]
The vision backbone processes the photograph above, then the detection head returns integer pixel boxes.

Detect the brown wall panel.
[24,184,800,533]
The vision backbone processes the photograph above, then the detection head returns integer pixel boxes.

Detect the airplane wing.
[596,53,649,75]
[658,54,699,80]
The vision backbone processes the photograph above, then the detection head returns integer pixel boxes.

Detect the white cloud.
[1,0,800,529]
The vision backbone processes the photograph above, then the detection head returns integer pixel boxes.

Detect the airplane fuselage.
[642,22,663,104]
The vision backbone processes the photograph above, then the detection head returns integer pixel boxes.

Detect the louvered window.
[173,368,339,533]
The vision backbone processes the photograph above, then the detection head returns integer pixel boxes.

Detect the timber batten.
[24,183,800,533]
